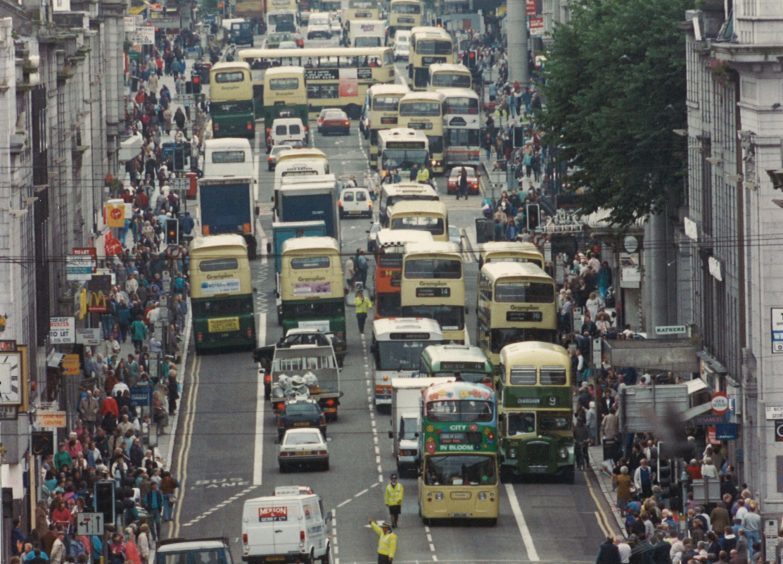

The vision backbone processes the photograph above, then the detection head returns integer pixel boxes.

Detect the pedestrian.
[130,315,148,353]
[633,458,654,499]
[595,536,621,564]
[409,163,419,182]
[355,289,373,333]
[144,482,164,540]
[368,519,398,564]
[416,164,430,184]
[458,166,468,200]
[167,371,179,415]
[49,529,66,564]
[345,255,356,291]
[356,249,369,287]
[160,470,179,522]
[384,473,404,528]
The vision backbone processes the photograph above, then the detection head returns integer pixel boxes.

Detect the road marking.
[354,488,369,498]
[171,355,201,537]
[182,485,259,527]
[253,312,267,485]
[337,499,352,509]
[331,510,339,564]
[505,483,539,561]
[424,524,437,562]
[585,468,616,537]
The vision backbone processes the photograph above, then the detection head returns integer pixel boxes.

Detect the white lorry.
[349,19,386,48]
[388,377,454,475]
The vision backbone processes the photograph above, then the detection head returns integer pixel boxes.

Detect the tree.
[541,0,691,226]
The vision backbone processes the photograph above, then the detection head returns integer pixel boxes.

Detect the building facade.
[681,0,783,509]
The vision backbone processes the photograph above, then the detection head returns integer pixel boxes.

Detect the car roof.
[283,427,324,436]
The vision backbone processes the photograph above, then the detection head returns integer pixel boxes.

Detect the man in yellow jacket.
[384,473,404,528]
[368,519,398,564]
[355,289,373,333]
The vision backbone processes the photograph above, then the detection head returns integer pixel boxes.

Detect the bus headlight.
[478,491,488,501]
[508,448,517,460]
[559,447,569,460]
[434,492,444,501]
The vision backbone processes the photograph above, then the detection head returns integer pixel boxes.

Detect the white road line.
[253,312,267,485]
[337,499,352,508]
[505,483,540,561]
[355,488,369,498]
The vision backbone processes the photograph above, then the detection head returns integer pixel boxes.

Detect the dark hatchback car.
[277,399,327,441]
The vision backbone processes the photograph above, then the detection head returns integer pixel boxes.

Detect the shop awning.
[686,378,708,395]
[46,352,64,368]
[605,339,699,373]
[682,402,712,421]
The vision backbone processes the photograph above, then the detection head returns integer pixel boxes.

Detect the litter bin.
[186,171,198,199]
[602,438,619,462]
[475,218,494,244]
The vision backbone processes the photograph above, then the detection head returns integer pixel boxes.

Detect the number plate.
[207,317,240,332]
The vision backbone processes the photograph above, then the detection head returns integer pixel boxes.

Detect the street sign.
[654,325,688,336]
[76,512,104,535]
[49,317,75,344]
[772,307,783,354]
[529,16,544,36]
[764,517,779,563]
[714,423,738,440]
[130,385,152,406]
[37,411,67,428]
[711,392,729,415]
[767,406,783,420]
[76,328,102,346]
[693,413,727,426]
[62,354,81,376]
[775,420,783,442]
[66,254,93,281]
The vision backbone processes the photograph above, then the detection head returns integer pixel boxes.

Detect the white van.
[203,138,255,180]
[269,118,308,149]
[393,30,411,60]
[241,486,331,563]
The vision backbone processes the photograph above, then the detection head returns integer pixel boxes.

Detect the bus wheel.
[485,518,497,527]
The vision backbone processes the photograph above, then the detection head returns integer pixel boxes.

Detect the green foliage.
[541,0,692,226]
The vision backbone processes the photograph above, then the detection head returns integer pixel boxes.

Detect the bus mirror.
[414,432,419,438]
[254,206,260,216]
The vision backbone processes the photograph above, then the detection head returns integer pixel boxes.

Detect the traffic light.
[191,72,202,95]
[657,460,673,497]
[526,204,541,231]
[165,217,180,245]
[463,50,477,69]
[93,480,115,525]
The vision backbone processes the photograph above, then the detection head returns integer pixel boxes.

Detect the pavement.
[588,445,626,537]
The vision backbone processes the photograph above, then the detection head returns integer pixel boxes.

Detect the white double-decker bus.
[439,87,481,166]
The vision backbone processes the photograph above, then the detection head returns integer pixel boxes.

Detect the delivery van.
[241,486,332,563]
[203,138,255,180]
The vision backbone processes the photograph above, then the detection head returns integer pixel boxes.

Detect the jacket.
[355,296,373,315]
[370,522,398,558]
[384,482,404,506]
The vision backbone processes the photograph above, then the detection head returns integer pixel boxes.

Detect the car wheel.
[320,544,331,564]
[323,459,330,471]
[279,463,288,473]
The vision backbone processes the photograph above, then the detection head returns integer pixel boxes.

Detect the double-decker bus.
[478,241,545,270]
[378,182,439,227]
[439,87,481,167]
[259,66,308,129]
[497,341,574,482]
[238,47,395,118]
[428,63,472,89]
[477,262,558,368]
[343,0,381,23]
[278,237,346,357]
[388,0,423,34]
[398,91,446,173]
[401,241,465,343]
[209,62,256,139]
[377,128,430,181]
[419,344,493,387]
[408,27,455,91]
[190,235,256,353]
[265,0,298,33]
[364,84,409,166]
[388,200,448,242]
[373,229,433,318]
[370,317,443,409]
[418,381,499,524]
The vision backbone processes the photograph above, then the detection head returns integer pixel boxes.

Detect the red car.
[317,108,351,135]
[446,166,479,194]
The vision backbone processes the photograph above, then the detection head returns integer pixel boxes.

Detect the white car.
[339,187,373,218]
[393,30,410,60]
[278,40,299,49]
[278,428,330,472]
[268,117,308,149]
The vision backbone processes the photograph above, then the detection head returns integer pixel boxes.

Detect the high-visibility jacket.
[384,482,404,506]
[371,522,398,558]
[355,296,373,314]
[416,167,430,183]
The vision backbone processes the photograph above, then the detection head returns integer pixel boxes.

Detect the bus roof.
[264,65,306,78]
[375,228,433,247]
[210,61,252,72]
[480,241,540,254]
[499,341,570,367]
[378,127,428,143]
[404,240,460,256]
[391,0,421,4]
[422,381,495,403]
[282,236,340,254]
[281,173,336,186]
[380,182,438,197]
[276,148,328,164]
[372,317,443,338]
[239,47,392,59]
[410,26,452,40]
[388,199,448,216]
[190,234,248,253]
[422,344,490,365]
[203,137,253,150]
[400,91,445,103]
[429,63,471,75]
[436,87,480,100]
[368,84,410,97]
[391,376,456,389]
[480,261,551,282]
